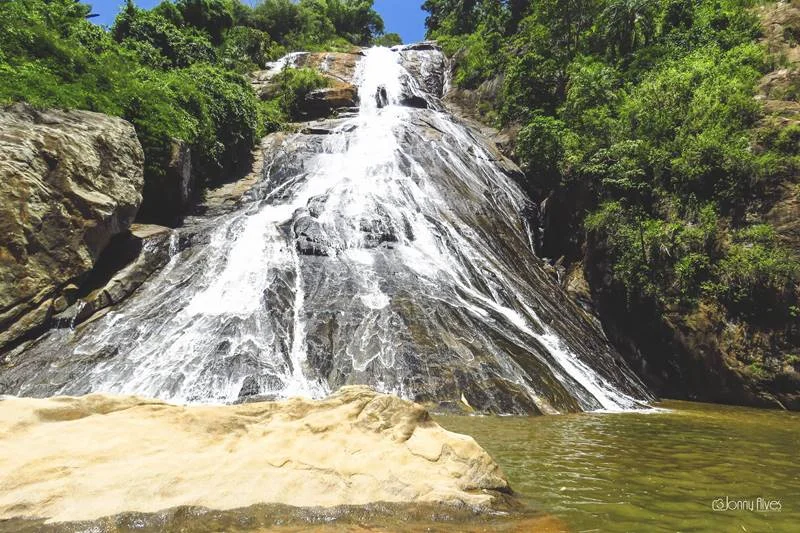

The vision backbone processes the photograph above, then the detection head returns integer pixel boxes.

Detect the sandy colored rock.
[0,386,511,524]
[303,83,360,118]
[250,51,362,101]
[0,103,144,350]
[297,51,363,84]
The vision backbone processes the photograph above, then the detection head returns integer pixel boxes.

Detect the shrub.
[516,113,565,190]
[712,225,800,319]
[271,66,329,120]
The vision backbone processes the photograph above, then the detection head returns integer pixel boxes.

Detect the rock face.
[302,84,360,118]
[0,46,650,414]
[0,103,144,352]
[0,386,511,524]
[296,51,362,84]
[51,224,174,328]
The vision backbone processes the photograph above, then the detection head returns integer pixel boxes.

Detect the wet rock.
[294,214,334,256]
[359,208,401,248]
[0,47,652,414]
[63,225,174,326]
[400,45,447,98]
[0,103,143,352]
[0,386,513,523]
[401,42,441,52]
[376,85,389,108]
[400,95,429,109]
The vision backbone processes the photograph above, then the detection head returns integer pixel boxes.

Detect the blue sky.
[90,0,427,44]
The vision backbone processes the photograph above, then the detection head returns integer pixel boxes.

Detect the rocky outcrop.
[0,47,650,413]
[250,52,362,120]
[296,51,362,84]
[302,84,360,119]
[766,182,800,251]
[0,386,513,524]
[0,103,144,352]
[51,224,174,328]
[197,136,274,217]
[759,2,800,256]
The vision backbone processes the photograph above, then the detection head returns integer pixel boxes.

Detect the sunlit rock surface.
[0,103,143,352]
[0,45,651,414]
[0,386,511,524]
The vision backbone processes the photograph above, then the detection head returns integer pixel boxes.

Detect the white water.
[5,47,651,413]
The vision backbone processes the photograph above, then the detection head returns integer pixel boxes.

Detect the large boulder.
[302,82,360,117]
[0,386,512,524]
[0,103,144,351]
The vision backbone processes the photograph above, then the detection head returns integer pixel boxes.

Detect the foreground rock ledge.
[0,386,512,524]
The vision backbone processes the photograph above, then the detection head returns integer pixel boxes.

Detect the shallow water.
[439,400,800,532]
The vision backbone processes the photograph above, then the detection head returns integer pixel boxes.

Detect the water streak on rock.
[0,46,652,414]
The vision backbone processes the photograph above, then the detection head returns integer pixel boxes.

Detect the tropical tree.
[322,0,384,46]
[251,0,305,44]
[422,0,479,36]
[599,0,658,57]
[176,0,234,44]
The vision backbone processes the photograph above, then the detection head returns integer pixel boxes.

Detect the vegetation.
[426,0,799,366]
[0,0,394,221]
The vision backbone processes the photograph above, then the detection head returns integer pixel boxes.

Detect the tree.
[422,0,479,36]
[177,0,234,44]
[374,32,402,47]
[599,0,658,57]
[506,0,529,34]
[322,0,384,46]
[113,2,216,67]
[251,0,305,44]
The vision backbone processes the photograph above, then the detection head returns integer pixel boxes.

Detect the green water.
[438,401,800,532]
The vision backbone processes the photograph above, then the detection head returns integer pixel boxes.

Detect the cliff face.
[583,2,800,410]
[0,46,650,413]
[0,103,144,351]
[447,3,800,410]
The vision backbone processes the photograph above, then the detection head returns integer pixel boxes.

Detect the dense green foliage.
[427,0,799,324]
[259,66,330,128]
[0,0,393,221]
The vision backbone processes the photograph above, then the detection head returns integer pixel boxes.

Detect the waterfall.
[0,46,652,414]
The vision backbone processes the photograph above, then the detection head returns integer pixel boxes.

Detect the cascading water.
[0,45,652,414]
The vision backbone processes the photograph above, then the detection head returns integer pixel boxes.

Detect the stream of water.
[0,45,650,415]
